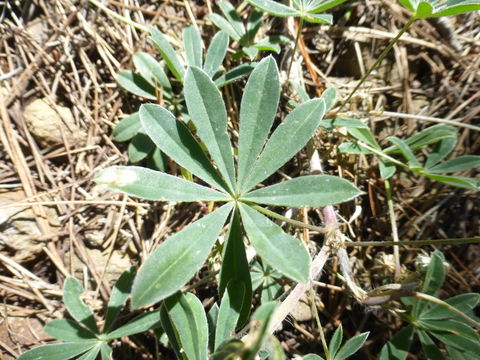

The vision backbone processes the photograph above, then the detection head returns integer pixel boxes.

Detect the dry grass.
[0,0,478,358]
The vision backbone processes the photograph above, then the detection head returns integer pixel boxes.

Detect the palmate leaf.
[240,98,327,193]
[139,104,229,192]
[237,56,280,187]
[131,203,233,308]
[242,175,361,207]
[184,67,236,192]
[238,203,310,284]
[95,166,229,202]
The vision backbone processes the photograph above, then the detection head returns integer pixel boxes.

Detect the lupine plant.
[379,251,480,359]
[96,56,361,318]
[18,268,161,360]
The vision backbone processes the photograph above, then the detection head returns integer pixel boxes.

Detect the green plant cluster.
[20,0,480,359]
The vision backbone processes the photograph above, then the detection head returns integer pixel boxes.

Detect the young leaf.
[219,1,246,38]
[247,0,299,17]
[424,136,457,169]
[242,175,361,208]
[131,203,233,308]
[348,127,380,150]
[44,319,96,342]
[116,70,156,100]
[329,325,343,358]
[219,210,252,327]
[94,166,229,202]
[387,136,421,169]
[104,310,161,339]
[417,330,446,360]
[241,98,326,193]
[215,281,246,350]
[63,278,99,334]
[208,13,242,42]
[127,132,155,163]
[237,56,280,188]
[334,332,369,360]
[204,31,229,77]
[148,26,185,81]
[384,125,456,154]
[416,1,434,18]
[238,203,311,284]
[133,52,171,91]
[184,67,236,192]
[183,26,203,68]
[427,155,480,173]
[379,159,397,179]
[103,267,136,333]
[378,324,414,360]
[112,113,141,142]
[414,250,445,317]
[306,0,349,13]
[139,103,229,192]
[165,293,209,360]
[214,63,256,87]
[17,342,98,360]
[433,1,480,17]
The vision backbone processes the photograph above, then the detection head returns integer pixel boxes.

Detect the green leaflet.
[94,166,229,202]
[131,203,233,308]
[204,31,229,77]
[184,67,236,192]
[183,26,203,68]
[247,0,299,17]
[164,293,209,360]
[116,70,156,100]
[237,56,280,188]
[63,278,99,334]
[44,319,95,342]
[238,203,310,284]
[240,98,326,193]
[17,342,98,360]
[215,281,245,350]
[242,175,361,208]
[104,311,161,339]
[139,103,229,192]
[148,26,185,81]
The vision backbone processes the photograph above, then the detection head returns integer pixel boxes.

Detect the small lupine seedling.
[379,250,480,359]
[399,0,480,18]
[18,268,161,360]
[250,260,284,304]
[302,324,369,360]
[95,56,361,328]
[114,25,253,167]
[339,124,480,190]
[208,0,290,60]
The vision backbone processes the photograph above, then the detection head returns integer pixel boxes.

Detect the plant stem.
[286,17,304,81]
[338,16,416,112]
[344,237,480,247]
[385,179,401,276]
[249,204,326,233]
[414,292,480,329]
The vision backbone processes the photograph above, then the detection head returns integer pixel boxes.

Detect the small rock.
[0,191,60,262]
[23,98,87,147]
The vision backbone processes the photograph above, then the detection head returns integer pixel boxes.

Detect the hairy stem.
[385,179,401,276]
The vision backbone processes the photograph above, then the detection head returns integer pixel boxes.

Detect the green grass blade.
[184,67,236,192]
[238,203,310,284]
[131,203,233,308]
[241,98,326,193]
[95,166,229,202]
[237,56,280,188]
[242,175,361,207]
[139,103,229,192]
